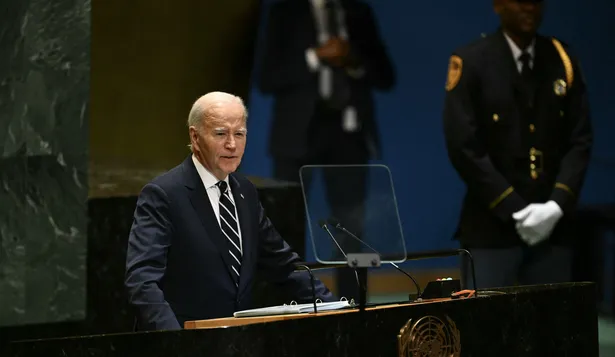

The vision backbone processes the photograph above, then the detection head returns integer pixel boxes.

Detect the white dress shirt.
[503,32,535,73]
[305,0,360,132]
[192,155,243,253]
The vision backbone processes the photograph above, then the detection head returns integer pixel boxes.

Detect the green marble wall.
[0,0,89,326]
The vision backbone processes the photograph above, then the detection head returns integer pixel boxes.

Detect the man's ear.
[189,126,199,145]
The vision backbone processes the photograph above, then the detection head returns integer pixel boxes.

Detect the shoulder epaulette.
[551,38,574,88]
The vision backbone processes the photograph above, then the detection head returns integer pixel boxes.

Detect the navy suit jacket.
[125,156,334,330]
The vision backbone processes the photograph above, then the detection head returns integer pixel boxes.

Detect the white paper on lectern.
[233,301,350,318]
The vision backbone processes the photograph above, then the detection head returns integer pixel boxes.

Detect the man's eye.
[215,132,226,136]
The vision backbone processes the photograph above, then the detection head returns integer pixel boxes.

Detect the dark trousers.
[461,244,572,290]
[273,102,369,300]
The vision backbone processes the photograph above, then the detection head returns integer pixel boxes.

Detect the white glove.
[512,201,563,246]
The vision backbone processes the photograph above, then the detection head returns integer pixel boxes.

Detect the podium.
[5,283,599,357]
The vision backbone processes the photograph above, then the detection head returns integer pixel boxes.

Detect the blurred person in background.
[257,0,395,300]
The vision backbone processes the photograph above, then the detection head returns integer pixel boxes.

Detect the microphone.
[317,219,366,295]
[317,219,348,259]
[325,217,422,299]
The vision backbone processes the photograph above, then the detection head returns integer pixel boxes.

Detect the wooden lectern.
[183,298,448,330]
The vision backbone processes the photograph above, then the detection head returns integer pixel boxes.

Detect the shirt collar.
[503,31,535,61]
[192,154,229,190]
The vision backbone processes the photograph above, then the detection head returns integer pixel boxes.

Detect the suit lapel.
[182,157,238,285]
[229,175,254,295]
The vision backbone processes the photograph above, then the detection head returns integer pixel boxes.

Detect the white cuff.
[545,200,563,219]
[305,48,320,72]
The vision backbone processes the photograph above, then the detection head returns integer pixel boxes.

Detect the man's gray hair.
[187,91,248,129]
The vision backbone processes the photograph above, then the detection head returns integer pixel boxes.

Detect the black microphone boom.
[318,220,348,259]
[317,219,363,298]
[325,218,422,300]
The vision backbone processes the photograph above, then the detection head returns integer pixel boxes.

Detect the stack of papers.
[233,300,351,318]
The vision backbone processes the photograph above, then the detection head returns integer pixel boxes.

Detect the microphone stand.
[330,220,422,299]
[346,253,380,312]
[298,248,478,301]
[319,221,375,312]
[297,219,479,313]
[329,218,477,298]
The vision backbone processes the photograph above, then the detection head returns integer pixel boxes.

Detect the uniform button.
[530,155,536,161]
[560,110,565,117]
[529,124,535,133]
[531,171,538,179]
[530,164,536,169]
[492,113,499,122]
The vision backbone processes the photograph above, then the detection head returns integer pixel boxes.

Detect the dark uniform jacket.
[443,29,593,248]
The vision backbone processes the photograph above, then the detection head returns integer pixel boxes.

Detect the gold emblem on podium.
[398,315,461,357]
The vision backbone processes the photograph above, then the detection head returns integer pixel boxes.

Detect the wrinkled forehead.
[204,102,246,129]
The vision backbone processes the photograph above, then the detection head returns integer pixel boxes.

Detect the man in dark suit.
[257,0,394,299]
[125,92,334,331]
[443,0,592,289]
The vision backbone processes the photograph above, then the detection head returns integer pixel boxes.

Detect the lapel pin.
[240,194,244,199]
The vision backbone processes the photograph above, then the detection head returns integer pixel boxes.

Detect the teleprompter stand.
[346,253,381,312]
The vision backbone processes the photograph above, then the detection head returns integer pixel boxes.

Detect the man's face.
[494,0,544,37]
[189,102,247,180]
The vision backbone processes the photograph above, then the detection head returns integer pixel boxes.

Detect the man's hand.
[315,37,350,67]
[512,201,563,246]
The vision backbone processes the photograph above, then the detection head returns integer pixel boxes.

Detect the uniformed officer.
[442,0,593,289]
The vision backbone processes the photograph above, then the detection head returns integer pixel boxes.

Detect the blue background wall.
[242,1,615,269]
